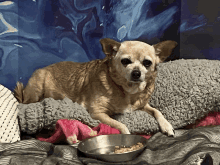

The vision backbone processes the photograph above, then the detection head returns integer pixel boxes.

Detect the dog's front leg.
[143,104,174,136]
[91,113,130,134]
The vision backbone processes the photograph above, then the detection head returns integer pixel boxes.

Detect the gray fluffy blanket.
[17,59,220,134]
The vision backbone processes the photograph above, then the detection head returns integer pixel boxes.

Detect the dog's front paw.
[157,117,174,136]
[119,125,131,134]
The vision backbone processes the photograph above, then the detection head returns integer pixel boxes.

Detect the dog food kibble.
[114,142,144,154]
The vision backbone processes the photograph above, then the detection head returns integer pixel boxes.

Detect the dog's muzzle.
[131,70,141,81]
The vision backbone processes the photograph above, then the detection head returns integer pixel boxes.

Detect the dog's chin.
[127,80,147,92]
[127,80,140,86]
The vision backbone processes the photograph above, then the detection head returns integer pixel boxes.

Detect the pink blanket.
[38,112,220,144]
[37,119,151,144]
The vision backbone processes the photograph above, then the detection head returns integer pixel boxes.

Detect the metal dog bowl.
[78,134,147,162]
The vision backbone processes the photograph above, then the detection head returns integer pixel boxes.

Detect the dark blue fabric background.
[0,0,219,91]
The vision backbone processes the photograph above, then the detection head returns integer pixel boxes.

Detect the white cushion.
[0,84,20,143]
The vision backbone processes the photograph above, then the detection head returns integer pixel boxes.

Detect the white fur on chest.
[122,104,135,114]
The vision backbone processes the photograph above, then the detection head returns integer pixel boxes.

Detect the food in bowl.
[114,142,144,154]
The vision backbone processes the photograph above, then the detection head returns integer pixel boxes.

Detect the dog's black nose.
[131,70,141,80]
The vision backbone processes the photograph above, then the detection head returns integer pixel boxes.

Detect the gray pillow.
[17,59,220,134]
[114,59,220,134]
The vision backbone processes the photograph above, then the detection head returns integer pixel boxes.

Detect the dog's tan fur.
[14,38,177,135]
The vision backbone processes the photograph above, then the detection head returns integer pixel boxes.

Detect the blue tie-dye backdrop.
[0,0,219,91]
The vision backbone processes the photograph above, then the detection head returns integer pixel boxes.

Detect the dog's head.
[100,38,177,94]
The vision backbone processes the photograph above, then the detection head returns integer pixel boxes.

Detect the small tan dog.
[14,38,177,136]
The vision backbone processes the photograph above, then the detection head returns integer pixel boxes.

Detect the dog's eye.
[143,60,152,67]
[121,58,132,66]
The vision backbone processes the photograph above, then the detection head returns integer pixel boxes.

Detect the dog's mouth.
[128,80,143,87]
[129,79,142,83]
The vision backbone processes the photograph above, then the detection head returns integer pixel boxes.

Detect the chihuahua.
[14,38,177,136]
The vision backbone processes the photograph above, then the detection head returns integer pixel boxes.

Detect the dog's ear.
[100,38,121,58]
[153,40,177,63]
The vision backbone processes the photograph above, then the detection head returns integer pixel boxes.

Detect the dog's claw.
[168,131,175,137]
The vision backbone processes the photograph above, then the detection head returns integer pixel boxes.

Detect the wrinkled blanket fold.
[2,126,220,165]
